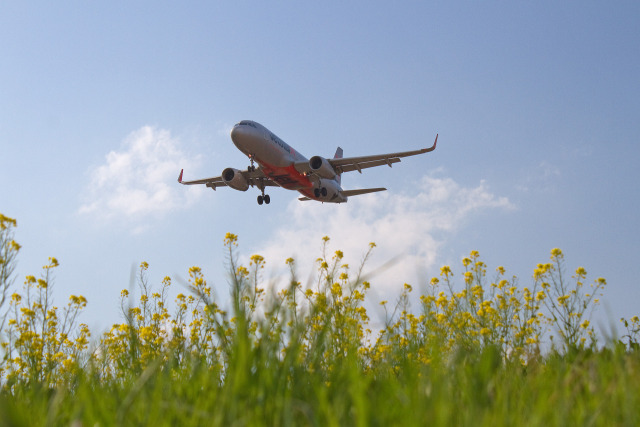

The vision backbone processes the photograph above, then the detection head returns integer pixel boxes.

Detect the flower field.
[1,213,639,426]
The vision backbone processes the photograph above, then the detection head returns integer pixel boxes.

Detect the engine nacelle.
[313,178,347,203]
[222,168,249,192]
[309,156,337,179]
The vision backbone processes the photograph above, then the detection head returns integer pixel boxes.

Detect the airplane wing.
[298,187,387,201]
[177,168,278,190]
[332,134,438,174]
[295,134,437,175]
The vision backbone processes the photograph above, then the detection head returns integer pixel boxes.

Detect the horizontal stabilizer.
[298,187,386,201]
[342,187,387,197]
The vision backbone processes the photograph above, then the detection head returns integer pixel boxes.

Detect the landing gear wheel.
[257,179,270,205]
[321,187,327,197]
[314,188,320,198]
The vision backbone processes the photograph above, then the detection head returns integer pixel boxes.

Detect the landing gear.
[248,156,256,172]
[257,177,270,205]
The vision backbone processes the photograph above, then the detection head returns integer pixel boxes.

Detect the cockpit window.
[238,121,257,128]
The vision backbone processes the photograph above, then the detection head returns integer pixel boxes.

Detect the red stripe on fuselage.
[259,161,313,191]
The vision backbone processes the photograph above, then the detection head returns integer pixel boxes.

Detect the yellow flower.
[550,248,563,258]
[472,285,483,298]
[331,282,342,297]
[224,232,238,245]
[250,254,264,264]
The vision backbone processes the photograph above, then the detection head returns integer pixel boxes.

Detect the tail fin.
[334,147,343,184]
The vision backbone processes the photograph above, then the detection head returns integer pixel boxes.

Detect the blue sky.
[1,1,639,334]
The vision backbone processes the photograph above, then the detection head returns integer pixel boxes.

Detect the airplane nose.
[230,122,255,142]
[230,124,241,141]
[230,122,257,155]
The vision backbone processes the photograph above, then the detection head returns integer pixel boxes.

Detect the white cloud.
[79,126,203,223]
[516,161,562,193]
[254,174,514,299]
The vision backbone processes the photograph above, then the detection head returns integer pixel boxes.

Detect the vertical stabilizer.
[333,147,343,184]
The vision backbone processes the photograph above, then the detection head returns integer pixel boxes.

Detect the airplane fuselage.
[230,120,344,202]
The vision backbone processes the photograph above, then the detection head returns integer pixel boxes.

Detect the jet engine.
[222,168,249,191]
[309,156,337,179]
[313,178,347,203]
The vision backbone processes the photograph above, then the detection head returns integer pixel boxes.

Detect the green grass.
[1,344,639,426]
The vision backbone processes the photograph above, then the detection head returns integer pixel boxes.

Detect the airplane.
[178,120,438,205]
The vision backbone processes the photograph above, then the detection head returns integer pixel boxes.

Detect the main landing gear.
[256,176,270,205]
[247,156,269,205]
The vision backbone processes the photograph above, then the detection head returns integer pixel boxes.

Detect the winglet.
[178,169,183,183]
[424,134,438,152]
